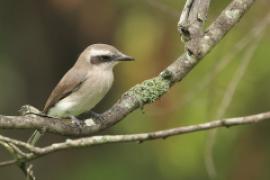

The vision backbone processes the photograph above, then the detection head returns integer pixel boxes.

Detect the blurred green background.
[0,0,270,179]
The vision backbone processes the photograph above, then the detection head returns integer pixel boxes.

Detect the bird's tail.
[27,129,44,145]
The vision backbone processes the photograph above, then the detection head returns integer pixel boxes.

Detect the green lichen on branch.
[127,70,173,105]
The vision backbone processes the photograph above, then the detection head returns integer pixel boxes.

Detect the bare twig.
[25,164,36,180]
[178,0,211,56]
[0,159,17,167]
[0,140,34,179]
[0,110,270,167]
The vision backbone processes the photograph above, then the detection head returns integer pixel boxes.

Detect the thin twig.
[0,110,269,167]
[0,159,17,167]
[0,139,34,179]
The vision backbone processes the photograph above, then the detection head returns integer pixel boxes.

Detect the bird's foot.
[69,116,85,128]
[88,111,105,123]
[19,104,48,117]
[78,111,105,127]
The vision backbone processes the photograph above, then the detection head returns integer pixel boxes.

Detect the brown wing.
[43,65,88,113]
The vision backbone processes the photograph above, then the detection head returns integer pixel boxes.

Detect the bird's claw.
[88,111,105,123]
[70,116,85,128]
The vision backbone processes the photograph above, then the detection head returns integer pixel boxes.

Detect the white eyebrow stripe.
[90,49,112,57]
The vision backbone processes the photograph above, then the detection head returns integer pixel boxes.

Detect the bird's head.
[78,44,134,70]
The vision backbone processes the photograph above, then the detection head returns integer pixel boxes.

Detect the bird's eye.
[100,55,111,61]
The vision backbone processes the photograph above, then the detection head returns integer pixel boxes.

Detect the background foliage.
[0,0,269,179]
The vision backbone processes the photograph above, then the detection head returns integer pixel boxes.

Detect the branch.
[0,0,255,136]
[0,140,36,179]
[0,111,270,166]
[178,0,211,55]
[0,159,17,167]
[182,13,270,106]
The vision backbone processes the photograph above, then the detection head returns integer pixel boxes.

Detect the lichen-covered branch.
[0,111,269,166]
[0,0,255,137]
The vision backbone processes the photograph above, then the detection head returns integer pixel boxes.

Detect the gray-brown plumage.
[43,44,134,118]
[43,59,88,113]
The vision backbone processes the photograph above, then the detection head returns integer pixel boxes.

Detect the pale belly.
[48,71,114,118]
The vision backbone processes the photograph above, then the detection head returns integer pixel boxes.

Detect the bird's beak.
[115,54,135,61]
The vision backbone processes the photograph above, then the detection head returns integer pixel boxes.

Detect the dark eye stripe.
[90,55,114,64]
[100,55,111,61]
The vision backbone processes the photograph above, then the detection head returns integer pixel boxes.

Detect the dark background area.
[0,0,270,179]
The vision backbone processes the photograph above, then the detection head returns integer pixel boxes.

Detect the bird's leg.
[19,104,48,117]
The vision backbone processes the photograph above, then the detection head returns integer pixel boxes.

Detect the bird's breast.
[48,69,114,117]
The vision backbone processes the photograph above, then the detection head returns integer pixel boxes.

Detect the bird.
[43,43,134,119]
[27,44,134,144]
